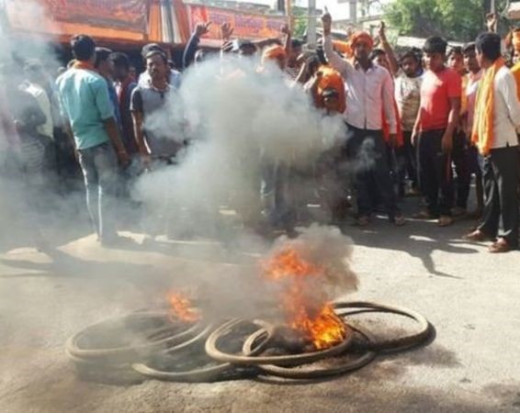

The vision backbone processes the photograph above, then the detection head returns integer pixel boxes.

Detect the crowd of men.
[2,10,520,254]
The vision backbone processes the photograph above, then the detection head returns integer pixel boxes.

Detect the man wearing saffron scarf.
[464,33,520,253]
[56,35,129,246]
[321,12,405,227]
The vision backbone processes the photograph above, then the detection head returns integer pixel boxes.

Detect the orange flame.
[168,292,200,323]
[262,247,346,350]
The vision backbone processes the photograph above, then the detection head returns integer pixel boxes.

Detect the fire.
[168,292,200,323]
[262,247,346,350]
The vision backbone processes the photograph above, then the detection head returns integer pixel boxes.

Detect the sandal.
[393,215,407,227]
[463,229,491,242]
[413,210,436,220]
[437,216,453,227]
[355,216,370,227]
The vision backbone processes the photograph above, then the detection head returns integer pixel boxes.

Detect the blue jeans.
[78,142,118,241]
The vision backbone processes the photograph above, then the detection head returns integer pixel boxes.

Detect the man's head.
[24,59,46,85]
[110,52,130,82]
[262,45,286,70]
[349,31,374,63]
[238,40,257,57]
[71,35,96,64]
[462,42,480,74]
[142,43,163,59]
[399,49,420,77]
[94,47,113,78]
[288,39,303,67]
[146,50,169,82]
[129,65,137,79]
[511,28,520,64]
[447,46,465,75]
[321,87,341,113]
[423,36,447,72]
[475,32,501,69]
[369,48,389,70]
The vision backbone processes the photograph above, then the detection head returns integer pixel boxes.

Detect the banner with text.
[6,0,149,34]
[186,4,287,40]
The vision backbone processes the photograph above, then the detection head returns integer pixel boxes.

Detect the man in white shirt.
[321,12,404,226]
[464,32,520,253]
[22,59,56,184]
[23,60,53,141]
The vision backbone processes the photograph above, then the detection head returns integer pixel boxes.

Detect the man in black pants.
[464,32,520,253]
[413,36,461,227]
[321,11,405,226]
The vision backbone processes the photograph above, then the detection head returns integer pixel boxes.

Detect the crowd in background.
[2,10,520,254]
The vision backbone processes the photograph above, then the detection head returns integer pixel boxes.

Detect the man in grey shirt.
[131,50,183,169]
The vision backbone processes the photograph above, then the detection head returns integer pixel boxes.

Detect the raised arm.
[321,12,350,75]
[378,21,399,77]
[183,22,211,70]
[281,24,292,59]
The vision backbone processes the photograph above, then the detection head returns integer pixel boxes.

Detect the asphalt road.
[1,205,520,412]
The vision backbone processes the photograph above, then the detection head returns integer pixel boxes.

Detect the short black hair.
[110,52,130,70]
[399,48,420,63]
[369,48,386,61]
[462,42,476,54]
[145,50,168,65]
[142,43,163,58]
[423,36,448,55]
[447,46,463,58]
[94,47,112,68]
[71,35,96,61]
[475,32,501,62]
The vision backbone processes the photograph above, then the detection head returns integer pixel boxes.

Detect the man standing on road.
[131,50,183,170]
[464,33,520,253]
[412,36,461,227]
[56,35,129,245]
[321,12,405,227]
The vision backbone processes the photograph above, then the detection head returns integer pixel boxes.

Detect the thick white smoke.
[133,55,347,235]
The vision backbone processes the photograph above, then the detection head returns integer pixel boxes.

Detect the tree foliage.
[384,0,510,41]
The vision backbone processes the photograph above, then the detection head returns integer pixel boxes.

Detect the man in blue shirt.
[56,35,129,245]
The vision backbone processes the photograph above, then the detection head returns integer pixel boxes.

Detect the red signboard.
[186,4,287,40]
[6,0,148,34]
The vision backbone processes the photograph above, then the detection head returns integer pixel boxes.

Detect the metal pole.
[490,0,496,13]
[349,0,357,25]
[286,0,293,32]
[307,0,316,48]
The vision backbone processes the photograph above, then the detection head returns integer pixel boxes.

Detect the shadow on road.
[341,218,479,279]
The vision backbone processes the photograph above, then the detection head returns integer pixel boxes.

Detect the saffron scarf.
[72,61,95,71]
[349,31,374,51]
[471,57,505,155]
[316,66,346,114]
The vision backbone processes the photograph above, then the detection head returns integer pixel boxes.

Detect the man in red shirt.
[413,36,461,227]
